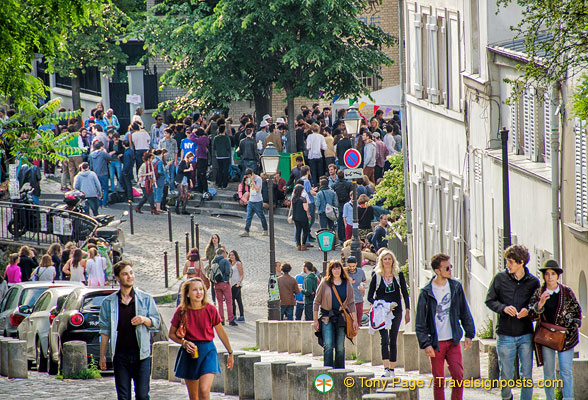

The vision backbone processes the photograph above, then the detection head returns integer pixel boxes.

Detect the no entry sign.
[344,149,362,169]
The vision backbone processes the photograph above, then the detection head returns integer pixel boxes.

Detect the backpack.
[210,262,224,284]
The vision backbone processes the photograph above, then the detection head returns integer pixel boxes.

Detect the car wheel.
[36,338,48,373]
[47,345,58,376]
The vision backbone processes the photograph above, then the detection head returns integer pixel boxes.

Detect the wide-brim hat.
[538,259,563,275]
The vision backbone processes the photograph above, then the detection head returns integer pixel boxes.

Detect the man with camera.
[239,168,268,237]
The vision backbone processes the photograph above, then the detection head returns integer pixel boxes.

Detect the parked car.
[0,282,83,338]
[48,287,116,374]
[17,286,81,371]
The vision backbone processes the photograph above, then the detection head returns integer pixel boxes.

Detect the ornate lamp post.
[343,106,363,265]
[261,142,281,321]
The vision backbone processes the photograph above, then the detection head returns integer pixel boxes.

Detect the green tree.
[0,99,80,166]
[142,0,395,151]
[0,0,97,103]
[51,2,129,111]
[497,0,588,117]
[371,153,406,241]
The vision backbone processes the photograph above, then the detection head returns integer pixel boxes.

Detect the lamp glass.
[262,143,281,175]
[344,107,362,136]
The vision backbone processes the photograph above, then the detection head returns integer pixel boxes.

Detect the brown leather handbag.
[331,285,357,341]
[533,318,566,351]
[176,310,187,338]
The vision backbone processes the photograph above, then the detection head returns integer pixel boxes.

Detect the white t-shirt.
[432,280,452,341]
[306,133,326,159]
[249,175,263,202]
[132,130,151,150]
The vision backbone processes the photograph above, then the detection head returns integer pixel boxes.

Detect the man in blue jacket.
[415,253,475,400]
[99,260,160,400]
[121,140,135,202]
[73,162,102,216]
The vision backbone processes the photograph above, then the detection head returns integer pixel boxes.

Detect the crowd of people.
[0,240,112,297]
[274,244,582,400]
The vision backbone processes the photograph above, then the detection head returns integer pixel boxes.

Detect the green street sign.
[316,229,336,252]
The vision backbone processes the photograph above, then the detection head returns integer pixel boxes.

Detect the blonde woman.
[169,278,234,400]
[86,248,106,286]
[62,249,86,283]
[367,250,410,377]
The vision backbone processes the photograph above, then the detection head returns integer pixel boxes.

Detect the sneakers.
[239,231,250,237]
[382,368,395,378]
[236,316,245,322]
[262,230,269,236]
[229,320,239,326]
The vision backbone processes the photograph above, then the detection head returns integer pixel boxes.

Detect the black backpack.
[210,262,224,284]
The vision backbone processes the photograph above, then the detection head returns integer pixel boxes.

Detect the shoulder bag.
[321,191,338,221]
[331,284,357,340]
[287,200,294,224]
[533,314,566,351]
[176,309,187,339]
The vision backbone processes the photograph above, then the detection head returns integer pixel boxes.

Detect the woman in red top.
[169,277,233,400]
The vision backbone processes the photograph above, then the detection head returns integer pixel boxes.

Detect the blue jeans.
[241,160,258,178]
[98,175,109,207]
[109,160,122,191]
[542,347,574,400]
[321,320,346,368]
[168,164,176,191]
[31,195,40,205]
[295,303,304,321]
[319,213,335,231]
[84,197,99,216]
[113,352,151,400]
[280,305,293,321]
[244,201,267,232]
[497,334,534,400]
[308,203,316,234]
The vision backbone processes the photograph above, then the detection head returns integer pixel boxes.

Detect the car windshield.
[81,294,110,312]
[19,287,49,308]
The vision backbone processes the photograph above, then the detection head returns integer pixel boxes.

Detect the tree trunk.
[71,68,82,112]
[285,83,296,153]
[253,90,271,126]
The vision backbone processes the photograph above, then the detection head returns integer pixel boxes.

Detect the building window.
[408,8,450,107]
[509,86,552,162]
[574,119,588,227]
[359,70,381,92]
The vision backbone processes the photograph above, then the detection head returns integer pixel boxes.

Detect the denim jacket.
[99,288,161,360]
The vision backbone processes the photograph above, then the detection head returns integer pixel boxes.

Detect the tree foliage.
[371,153,406,241]
[51,1,129,109]
[0,0,96,103]
[0,99,81,165]
[497,0,588,116]
[141,0,395,122]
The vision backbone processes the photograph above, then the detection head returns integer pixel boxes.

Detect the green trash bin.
[278,152,292,180]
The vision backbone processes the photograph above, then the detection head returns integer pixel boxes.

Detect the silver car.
[0,282,83,339]
[17,286,80,371]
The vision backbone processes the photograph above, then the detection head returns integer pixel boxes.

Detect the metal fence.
[0,201,99,248]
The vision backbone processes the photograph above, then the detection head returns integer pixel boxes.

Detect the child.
[4,253,22,285]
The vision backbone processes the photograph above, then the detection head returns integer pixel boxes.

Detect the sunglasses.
[442,265,453,272]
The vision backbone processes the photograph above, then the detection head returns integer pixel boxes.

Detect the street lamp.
[343,107,363,265]
[261,142,281,321]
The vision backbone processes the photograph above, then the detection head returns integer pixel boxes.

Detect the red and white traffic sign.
[343,148,362,169]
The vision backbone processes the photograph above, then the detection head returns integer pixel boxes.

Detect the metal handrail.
[0,201,99,248]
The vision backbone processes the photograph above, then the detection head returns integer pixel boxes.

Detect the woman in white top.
[62,249,86,283]
[85,248,106,286]
[228,250,245,322]
[32,255,56,281]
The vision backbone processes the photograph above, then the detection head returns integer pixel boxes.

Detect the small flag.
[318,90,324,99]
[359,102,367,111]
[385,107,392,117]
[349,99,356,106]
[333,95,340,103]
[374,105,380,113]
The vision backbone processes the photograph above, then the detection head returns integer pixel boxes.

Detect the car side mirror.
[18,305,32,314]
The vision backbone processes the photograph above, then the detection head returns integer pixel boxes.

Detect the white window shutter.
[510,100,519,154]
[427,15,440,104]
[451,185,464,281]
[417,173,427,269]
[497,227,504,266]
[574,120,587,226]
[427,174,441,256]
[413,13,424,98]
[523,88,536,160]
[544,92,552,163]
[439,17,448,107]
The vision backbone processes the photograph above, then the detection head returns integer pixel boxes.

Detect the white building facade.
[403,0,564,337]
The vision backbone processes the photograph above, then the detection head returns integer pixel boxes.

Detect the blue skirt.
[174,340,220,380]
